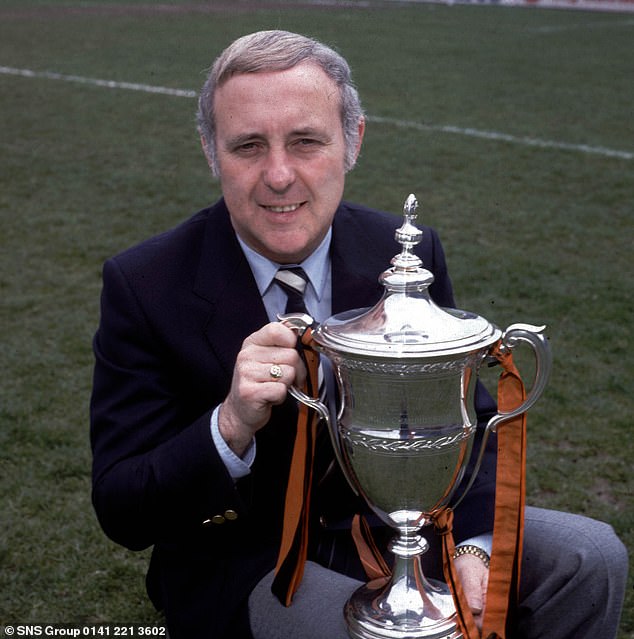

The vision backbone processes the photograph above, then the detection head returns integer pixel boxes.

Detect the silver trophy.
[286,194,551,639]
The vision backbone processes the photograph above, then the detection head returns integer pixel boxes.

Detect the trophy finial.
[404,193,418,224]
[392,193,423,271]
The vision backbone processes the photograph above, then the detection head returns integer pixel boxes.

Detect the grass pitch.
[1,1,632,635]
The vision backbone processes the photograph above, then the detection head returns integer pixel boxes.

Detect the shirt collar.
[236,228,332,302]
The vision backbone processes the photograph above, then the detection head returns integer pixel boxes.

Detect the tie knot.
[274,267,308,296]
[274,267,309,315]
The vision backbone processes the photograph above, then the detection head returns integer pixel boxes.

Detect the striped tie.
[271,266,322,606]
[274,266,324,397]
[274,267,309,315]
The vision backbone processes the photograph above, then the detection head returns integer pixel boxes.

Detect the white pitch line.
[368,115,634,160]
[0,65,198,98]
[528,18,634,33]
[1,65,632,161]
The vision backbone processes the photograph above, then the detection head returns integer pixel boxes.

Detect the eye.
[226,137,265,157]
[293,137,323,151]
[235,141,260,154]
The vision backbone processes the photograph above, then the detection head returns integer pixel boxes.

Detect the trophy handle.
[453,323,552,508]
[287,384,331,425]
[278,313,360,497]
[277,312,331,425]
[486,323,552,432]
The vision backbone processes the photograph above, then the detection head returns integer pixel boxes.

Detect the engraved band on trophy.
[284,194,551,639]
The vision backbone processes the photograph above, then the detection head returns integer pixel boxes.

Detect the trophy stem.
[344,529,462,639]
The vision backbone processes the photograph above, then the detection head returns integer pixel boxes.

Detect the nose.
[262,148,295,193]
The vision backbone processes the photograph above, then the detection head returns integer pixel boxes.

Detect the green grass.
[1,1,632,635]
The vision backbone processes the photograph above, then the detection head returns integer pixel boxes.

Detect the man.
[90,30,627,639]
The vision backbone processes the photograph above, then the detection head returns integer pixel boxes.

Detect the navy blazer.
[90,199,497,639]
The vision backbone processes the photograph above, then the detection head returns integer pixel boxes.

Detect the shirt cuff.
[210,405,255,480]
[457,532,493,557]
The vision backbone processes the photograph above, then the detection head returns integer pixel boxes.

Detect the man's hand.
[454,554,489,630]
[219,322,306,456]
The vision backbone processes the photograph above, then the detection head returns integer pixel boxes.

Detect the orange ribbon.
[481,341,527,639]
[351,513,391,581]
[271,328,321,606]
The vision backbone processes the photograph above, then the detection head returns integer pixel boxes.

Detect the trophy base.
[344,576,462,639]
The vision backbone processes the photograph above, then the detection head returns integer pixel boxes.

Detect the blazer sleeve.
[90,257,245,551]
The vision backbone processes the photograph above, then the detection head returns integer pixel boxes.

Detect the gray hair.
[197,30,364,175]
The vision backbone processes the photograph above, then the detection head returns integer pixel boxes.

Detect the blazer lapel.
[330,204,390,314]
[192,200,269,377]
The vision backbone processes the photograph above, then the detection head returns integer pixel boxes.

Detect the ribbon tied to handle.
[271,326,321,606]
[480,340,527,639]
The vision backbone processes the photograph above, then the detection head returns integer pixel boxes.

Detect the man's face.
[211,63,364,264]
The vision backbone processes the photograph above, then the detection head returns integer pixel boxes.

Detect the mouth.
[261,202,305,213]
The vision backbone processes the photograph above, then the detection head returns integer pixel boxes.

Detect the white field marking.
[528,18,634,32]
[2,65,632,161]
[368,115,634,160]
[0,65,198,98]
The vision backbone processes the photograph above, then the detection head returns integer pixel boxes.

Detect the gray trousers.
[248,507,628,639]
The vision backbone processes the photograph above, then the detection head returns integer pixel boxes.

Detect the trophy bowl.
[286,195,551,639]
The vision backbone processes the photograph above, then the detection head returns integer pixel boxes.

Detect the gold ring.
[269,364,283,380]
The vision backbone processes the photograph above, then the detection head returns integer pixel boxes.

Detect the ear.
[200,134,219,177]
[347,116,366,171]
[354,116,366,160]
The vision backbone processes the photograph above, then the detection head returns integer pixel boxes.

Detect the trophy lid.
[314,194,501,358]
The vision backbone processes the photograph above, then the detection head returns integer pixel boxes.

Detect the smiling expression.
[211,63,364,264]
